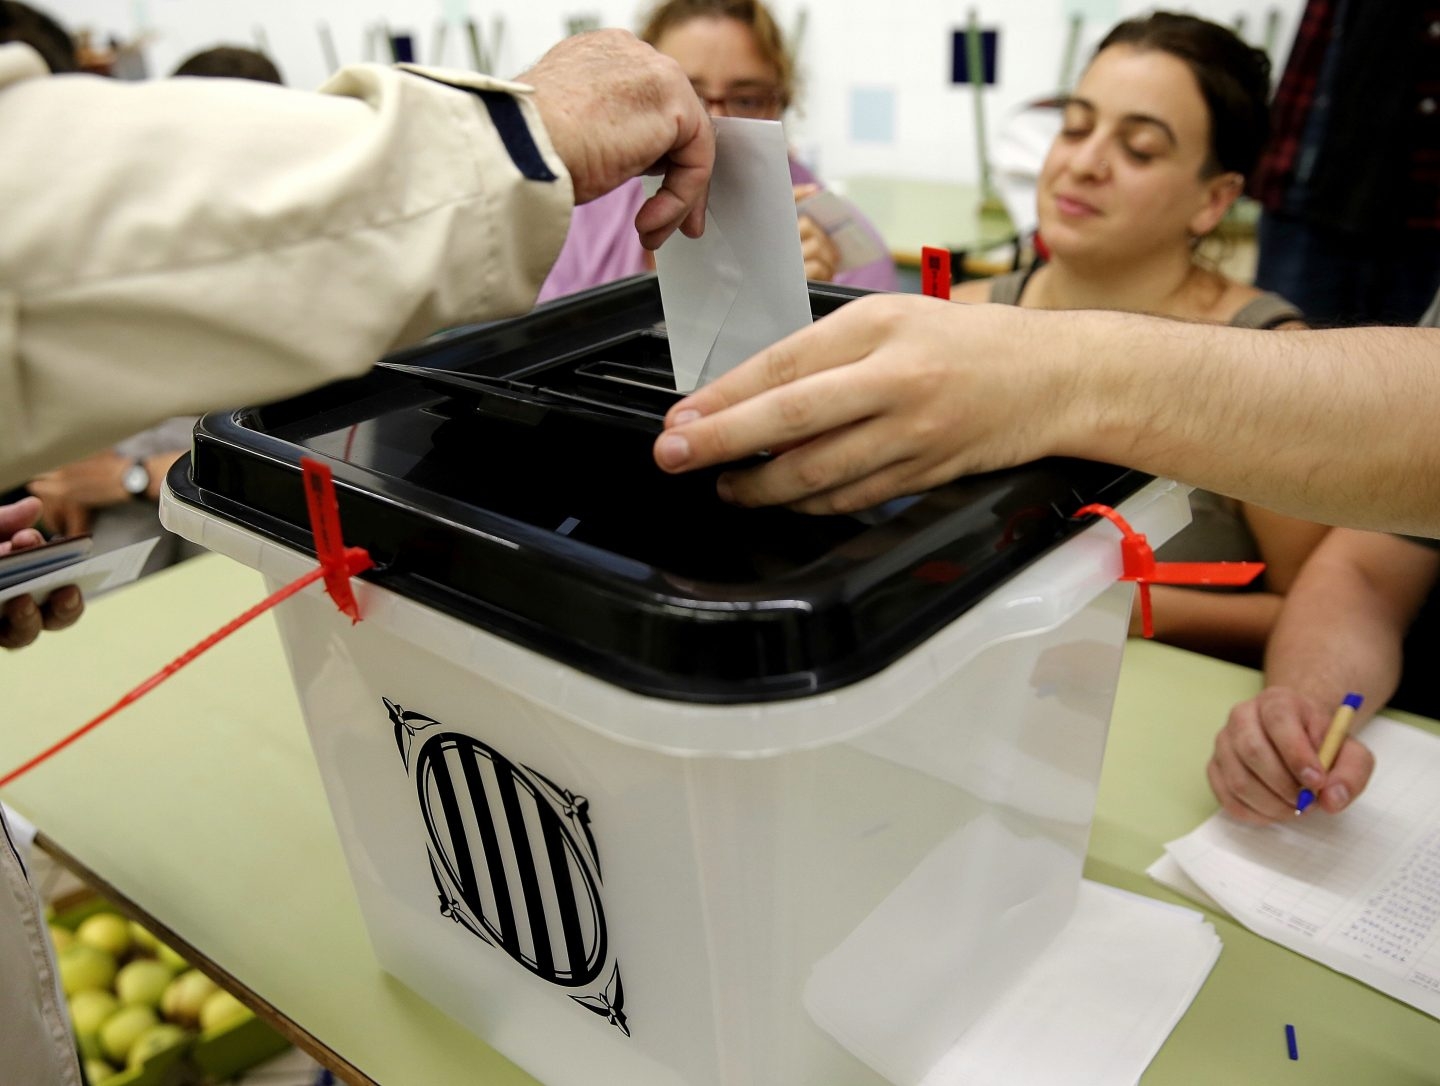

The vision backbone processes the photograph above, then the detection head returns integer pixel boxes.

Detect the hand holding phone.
[0,534,93,592]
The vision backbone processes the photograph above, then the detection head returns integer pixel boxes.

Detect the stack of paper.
[921,880,1221,1086]
[1151,715,1440,1019]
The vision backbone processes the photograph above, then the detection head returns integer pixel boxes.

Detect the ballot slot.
[359,329,880,580]
[379,330,682,435]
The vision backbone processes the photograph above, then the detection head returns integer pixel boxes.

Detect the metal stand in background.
[1262,5,1283,73]
[788,6,808,68]
[316,22,339,75]
[965,10,1007,218]
[466,16,505,73]
[564,14,602,37]
[1057,12,1083,93]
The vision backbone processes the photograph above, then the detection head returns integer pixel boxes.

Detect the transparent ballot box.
[162,276,1191,1086]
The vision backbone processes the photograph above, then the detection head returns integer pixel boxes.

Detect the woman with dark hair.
[953,12,1323,665]
[538,0,897,302]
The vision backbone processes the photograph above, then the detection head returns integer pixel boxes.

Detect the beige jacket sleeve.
[0,45,574,489]
[1,804,82,1086]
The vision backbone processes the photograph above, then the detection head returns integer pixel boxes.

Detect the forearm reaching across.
[653,297,1440,537]
[1076,315,1440,536]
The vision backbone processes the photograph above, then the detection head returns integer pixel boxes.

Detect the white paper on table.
[0,537,159,607]
[1152,715,1440,1020]
[646,116,812,392]
[796,188,888,272]
[1146,852,1224,913]
[920,880,1221,1086]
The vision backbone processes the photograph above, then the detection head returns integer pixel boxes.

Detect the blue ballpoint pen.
[1296,692,1363,814]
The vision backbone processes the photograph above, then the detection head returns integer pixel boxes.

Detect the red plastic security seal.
[0,459,372,788]
[1073,503,1264,638]
[921,246,952,300]
[301,456,372,622]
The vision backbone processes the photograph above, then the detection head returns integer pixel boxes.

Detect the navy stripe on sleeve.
[407,72,558,182]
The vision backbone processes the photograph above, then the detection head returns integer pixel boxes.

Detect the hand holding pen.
[1210,686,1377,826]
[1295,693,1364,814]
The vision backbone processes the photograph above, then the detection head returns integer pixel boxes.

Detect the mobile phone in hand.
[0,535,93,591]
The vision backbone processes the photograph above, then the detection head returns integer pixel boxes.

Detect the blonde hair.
[638,0,796,109]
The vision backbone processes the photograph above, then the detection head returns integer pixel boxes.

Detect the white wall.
[51,0,1303,184]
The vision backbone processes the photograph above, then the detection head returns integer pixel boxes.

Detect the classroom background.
[56,0,1306,187]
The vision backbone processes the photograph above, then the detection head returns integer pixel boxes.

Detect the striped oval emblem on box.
[386,699,629,1035]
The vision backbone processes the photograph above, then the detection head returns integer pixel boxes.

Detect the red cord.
[0,458,371,789]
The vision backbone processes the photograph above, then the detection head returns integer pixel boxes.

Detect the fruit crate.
[50,895,291,1085]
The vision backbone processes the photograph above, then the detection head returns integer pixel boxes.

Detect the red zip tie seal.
[921,246,952,300]
[0,457,372,788]
[1073,503,1264,638]
[302,456,370,622]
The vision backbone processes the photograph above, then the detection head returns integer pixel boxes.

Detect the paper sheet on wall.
[1150,715,1440,1019]
[646,116,812,392]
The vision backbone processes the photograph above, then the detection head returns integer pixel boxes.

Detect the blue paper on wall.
[849,86,896,144]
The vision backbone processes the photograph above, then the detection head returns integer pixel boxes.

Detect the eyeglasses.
[693,87,784,120]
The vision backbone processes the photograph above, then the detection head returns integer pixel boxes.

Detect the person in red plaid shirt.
[1250,0,1440,327]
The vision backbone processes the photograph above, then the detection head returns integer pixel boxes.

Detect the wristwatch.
[121,458,151,500]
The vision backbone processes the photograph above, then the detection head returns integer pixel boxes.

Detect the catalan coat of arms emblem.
[386,698,629,1036]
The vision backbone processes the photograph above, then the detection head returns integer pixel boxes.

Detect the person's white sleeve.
[0,47,573,488]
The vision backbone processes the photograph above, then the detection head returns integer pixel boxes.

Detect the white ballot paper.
[920,880,1221,1086]
[647,116,812,392]
[1151,715,1440,1020]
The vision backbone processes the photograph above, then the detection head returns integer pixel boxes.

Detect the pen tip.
[1295,789,1315,815]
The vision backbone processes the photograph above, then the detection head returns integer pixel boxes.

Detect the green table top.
[2,555,1436,1083]
[837,175,1016,266]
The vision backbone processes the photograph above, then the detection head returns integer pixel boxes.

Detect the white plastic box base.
[162,477,1191,1086]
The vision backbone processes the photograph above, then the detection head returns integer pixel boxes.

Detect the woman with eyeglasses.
[950,12,1324,665]
[537,0,898,303]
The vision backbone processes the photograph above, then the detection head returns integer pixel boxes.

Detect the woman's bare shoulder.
[950,279,993,304]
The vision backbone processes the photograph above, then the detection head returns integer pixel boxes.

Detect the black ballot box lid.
[168,276,1148,705]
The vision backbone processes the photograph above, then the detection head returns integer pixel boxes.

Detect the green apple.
[160,969,219,1027]
[57,944,117,996]
[115,959,173,1008]
[125,1022,189,1069]
[128,921,160,955]
[48,924,74,954]
[82,1058,116,1085]
[75,913,131,959]
[68,987,119,1060]
[98,1004,157,1065]
[198,989,253,1033]
[155,941,189,973]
